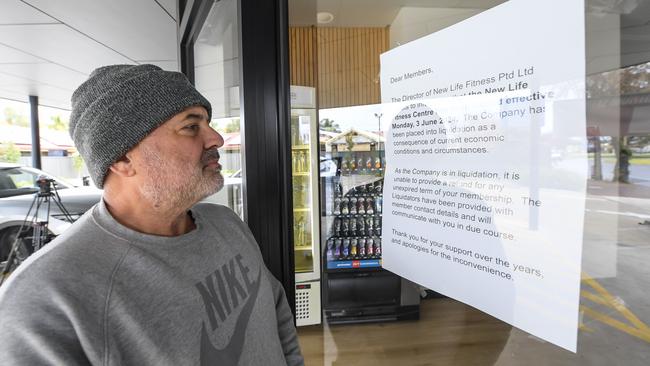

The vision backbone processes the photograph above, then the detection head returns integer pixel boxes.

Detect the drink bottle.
[376,218,382,236]
[375,180,383,193]
[357,197,365,214]
[349,197,357,214]
[366,237,374,256]
[333,217,341,236]
[365,216,373,235]
[334,183,342,197]
[374,238,382,257]
[357,216,365,236]
[326,239,334,261]
[341,198,349,214]
[342,239,350,258]
[358,238,366,258]
[296,216,305,246]
[334,239,342,259]
[333,197,341,215]
[350,238,358,258]
[366,197,374,214]
[342,218,349,237]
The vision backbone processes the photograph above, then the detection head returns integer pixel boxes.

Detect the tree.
[72,153,85,174]
[224,118,240,133]
[319,118,341,133]
[49,115,68,131]
[0,142,21,163]
[3,107,29,127]
[612,136,632,183]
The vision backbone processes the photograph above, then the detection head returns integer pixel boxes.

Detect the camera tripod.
[0,177,75,286]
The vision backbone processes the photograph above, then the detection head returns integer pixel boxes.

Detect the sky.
[1,98,71,128]
[319,103,387,133]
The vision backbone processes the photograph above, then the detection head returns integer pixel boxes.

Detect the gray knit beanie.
[69,64,212,188]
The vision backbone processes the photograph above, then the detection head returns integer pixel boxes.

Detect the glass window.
[193,0,244,218]
[289,0,650,364]
[0,99,85,185]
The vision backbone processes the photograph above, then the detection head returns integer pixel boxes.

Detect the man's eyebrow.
[181,113,208,122]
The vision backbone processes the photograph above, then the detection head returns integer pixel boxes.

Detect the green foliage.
[0,141,21,163]
[49,115,69,131]
[3,107,29,127]
[345,134,354,151]
[319,118,341,133]
[72,153,85,173]
[224,118,241,133]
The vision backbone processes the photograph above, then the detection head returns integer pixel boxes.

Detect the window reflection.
[290,0,650,363]
[193,0,244,218]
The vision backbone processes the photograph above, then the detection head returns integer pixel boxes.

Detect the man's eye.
[184,124,200,131]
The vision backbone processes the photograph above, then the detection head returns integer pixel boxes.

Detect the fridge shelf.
[331,213,382,218]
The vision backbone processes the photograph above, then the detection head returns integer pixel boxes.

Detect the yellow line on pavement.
[580,306,650,343]
[582,274,650,332]
[580,290,612,309]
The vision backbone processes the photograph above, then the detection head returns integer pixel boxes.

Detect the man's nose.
[203,125,224,150]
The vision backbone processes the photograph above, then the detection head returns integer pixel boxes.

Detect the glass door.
[291,86,321,326]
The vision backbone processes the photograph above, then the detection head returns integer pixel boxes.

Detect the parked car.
[0,163,102,264]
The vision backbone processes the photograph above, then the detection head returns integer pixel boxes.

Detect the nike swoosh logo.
[200,268,262,366]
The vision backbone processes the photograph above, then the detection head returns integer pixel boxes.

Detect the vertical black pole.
[29,95,41,169]
[240,0,295,315]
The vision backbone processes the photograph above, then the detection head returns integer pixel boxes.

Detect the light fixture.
[317,12,334,24]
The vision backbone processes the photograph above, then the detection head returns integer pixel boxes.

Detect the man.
[0,64,304,365]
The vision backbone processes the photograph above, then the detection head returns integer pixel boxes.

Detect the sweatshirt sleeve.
[0,274,93,365]
[267,270,305,366]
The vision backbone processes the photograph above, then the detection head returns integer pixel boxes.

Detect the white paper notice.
[379,0,586,352]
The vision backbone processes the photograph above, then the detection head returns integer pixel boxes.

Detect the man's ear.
[109,154,136,178]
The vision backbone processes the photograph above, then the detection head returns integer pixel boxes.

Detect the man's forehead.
[170,106,210,123]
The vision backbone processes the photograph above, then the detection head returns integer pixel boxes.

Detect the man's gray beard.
[138,145,221,211]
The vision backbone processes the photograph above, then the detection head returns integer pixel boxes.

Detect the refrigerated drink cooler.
[290,86,321,326]
[291,91,420,326]
[319,131,420,324]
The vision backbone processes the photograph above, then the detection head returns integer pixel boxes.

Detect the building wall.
[289,26,389,109]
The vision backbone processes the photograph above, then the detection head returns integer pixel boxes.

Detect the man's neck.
[103,195,196,237]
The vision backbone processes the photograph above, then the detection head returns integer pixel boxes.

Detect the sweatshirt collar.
[92,198,204,246]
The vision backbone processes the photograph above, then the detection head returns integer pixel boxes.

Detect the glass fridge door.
[291,108,320,281]
[318,105,387,272]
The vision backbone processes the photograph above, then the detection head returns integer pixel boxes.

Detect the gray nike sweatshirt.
[0,200,304,366]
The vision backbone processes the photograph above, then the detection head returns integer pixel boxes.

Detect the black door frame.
[178,0,295,314]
